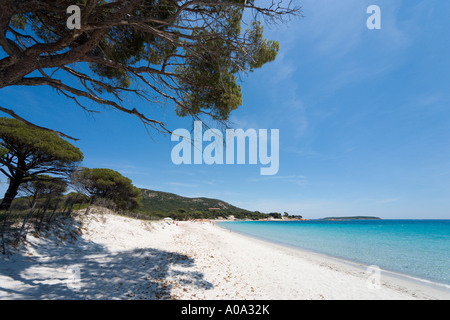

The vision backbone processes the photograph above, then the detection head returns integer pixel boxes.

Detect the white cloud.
[165,182,199,188]
[249,175,309,187]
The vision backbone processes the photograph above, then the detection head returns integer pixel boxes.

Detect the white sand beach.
[1,211,449,300]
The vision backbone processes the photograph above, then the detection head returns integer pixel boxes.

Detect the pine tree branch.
[0,105,79,141]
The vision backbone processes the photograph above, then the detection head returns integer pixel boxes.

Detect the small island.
[319,216,381,221]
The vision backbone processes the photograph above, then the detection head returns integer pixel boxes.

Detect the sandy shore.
[1,212,449,300]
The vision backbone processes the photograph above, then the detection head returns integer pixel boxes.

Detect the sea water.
[218,220,450,286]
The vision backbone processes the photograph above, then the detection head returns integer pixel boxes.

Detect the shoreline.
[215,221,450,298]
[1,212,449,300]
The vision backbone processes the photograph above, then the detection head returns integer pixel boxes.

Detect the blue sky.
[1,0,450,219]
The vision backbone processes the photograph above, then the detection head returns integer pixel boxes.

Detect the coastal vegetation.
[0,117,83,211]
[138,189,283,220]
[0,1,300,253]
[0,1,299,140]
[0,117,284,252]
[0,183,284,254]
[0,117,289,254]
[71,167,142,213]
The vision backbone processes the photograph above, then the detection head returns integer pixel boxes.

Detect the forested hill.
[139,188,281,220]
[140,188,246,214]
[6,187,283,221]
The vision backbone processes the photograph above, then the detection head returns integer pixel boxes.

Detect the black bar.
[0,299,442,319]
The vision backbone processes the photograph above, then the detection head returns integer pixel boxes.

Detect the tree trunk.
[37,195,51,232]
[66,193,79,217]
[15,201,36,244]
[85,196,95,215]
[48,199,61,224]
[0,173,24,211]
[1,209,10,255]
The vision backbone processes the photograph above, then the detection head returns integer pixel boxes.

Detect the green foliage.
[0,147,7,158]
[114,185,142,212]
[138,188,281,220]
[174,17,280,121]
[0,117,83,164]
[140,189,242,213]
[1,1,296,134]
[20,175,67,195]
[71,167,142,211]
[269,212,283,219]
[0,117,83,210]
[10,14,27,30]
[245,21,280,71]
[87,0,179,88]
[19,175,68,206]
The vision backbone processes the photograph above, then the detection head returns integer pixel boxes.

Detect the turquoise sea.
[218,220,450,287]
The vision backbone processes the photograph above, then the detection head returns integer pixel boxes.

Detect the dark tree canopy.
[0,0,300,139]
[19,175,68,197]
[0,117,83,210]
[19,174,68,205]
[71,167,142,211]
